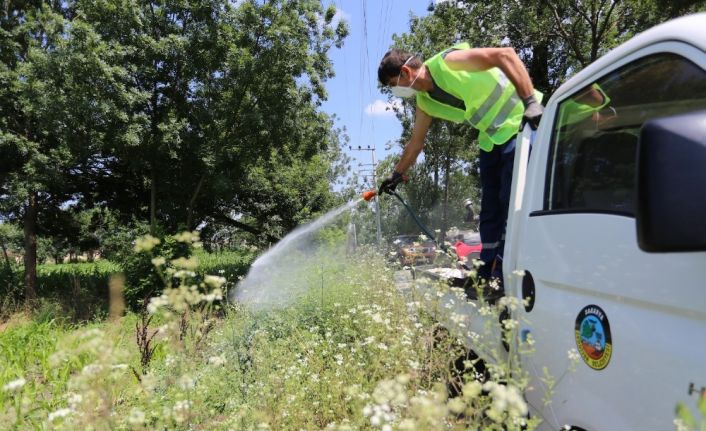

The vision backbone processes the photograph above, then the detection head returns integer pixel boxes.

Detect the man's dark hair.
[378,49,423,86]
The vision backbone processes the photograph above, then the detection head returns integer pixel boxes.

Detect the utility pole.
[350,145,382,245]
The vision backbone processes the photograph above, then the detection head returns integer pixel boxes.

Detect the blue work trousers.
[477,136,518,280]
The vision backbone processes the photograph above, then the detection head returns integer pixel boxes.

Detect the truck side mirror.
[636,110,706,252]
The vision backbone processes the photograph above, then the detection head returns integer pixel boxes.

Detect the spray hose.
[362,189,447,252]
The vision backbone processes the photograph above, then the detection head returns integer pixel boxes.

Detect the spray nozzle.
[362,190,377,202]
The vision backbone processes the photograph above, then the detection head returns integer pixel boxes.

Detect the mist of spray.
[231,198,363,308]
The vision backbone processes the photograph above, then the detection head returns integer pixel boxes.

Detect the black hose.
[388,191,447,252]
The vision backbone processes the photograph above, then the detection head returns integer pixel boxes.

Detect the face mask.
[390,56,419,98]
[391,85,417,98]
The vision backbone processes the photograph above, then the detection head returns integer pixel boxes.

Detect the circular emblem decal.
[574,304,612,370]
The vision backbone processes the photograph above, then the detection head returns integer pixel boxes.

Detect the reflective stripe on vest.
[486,93,522,135]
[469,82,503,125]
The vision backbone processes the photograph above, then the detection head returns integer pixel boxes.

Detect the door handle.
[522,270,536,312]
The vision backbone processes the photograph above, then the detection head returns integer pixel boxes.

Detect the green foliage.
[2,261,121,320]
[1,1,351,305]
[675,396,706,431]
[0,264,23,317]
[372,0,705,244]
[0,248,543,430]
[196,249,256,294]
[313,225,349,248]
[35,261,121,321]
[119,234,192,309]
[75,0,351,240]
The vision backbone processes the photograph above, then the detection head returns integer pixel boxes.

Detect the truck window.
[546,53,706,215]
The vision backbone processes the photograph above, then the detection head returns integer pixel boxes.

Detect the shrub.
[36,261,121,319]
[0,238,561,430]
[0,264,23,317]
[118,233,193,310]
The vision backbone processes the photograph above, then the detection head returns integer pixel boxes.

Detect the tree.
[376,0,705,243]
[0,3,135,301]
[0,222,22,269]
[426,0,706,96]
[79,0,350,243]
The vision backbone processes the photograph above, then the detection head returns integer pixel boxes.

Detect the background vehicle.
[502,13,706,430]
[393,235,436,265]
[449,231,482,262]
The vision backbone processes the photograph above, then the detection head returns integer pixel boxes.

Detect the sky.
[320,0,435,189]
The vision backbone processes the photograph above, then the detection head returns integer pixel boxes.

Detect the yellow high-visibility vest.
[416,42,543,151]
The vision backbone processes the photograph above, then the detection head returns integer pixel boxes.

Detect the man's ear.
[399,65,410,80]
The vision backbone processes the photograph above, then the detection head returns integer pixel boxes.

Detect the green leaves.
[1,0,351,269]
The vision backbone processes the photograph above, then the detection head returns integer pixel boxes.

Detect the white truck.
[503,12,706,431]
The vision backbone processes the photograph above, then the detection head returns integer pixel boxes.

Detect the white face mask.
[390,56,419,98]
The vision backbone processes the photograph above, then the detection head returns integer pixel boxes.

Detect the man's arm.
[443,47,534,99]
[394,108,432,174]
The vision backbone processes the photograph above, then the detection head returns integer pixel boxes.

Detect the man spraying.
[376,44,544,284]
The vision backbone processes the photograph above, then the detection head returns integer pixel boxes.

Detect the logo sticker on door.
[574,305,612,370]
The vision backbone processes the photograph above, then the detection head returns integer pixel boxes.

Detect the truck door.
[514,47,706,430]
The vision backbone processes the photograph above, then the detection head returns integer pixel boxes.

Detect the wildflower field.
[0,232,542,430]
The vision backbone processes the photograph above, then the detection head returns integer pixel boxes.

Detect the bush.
[196,249,255,294]
[119,232,256,311]
[118,234,192,310]
[1,244,554,430]
[36,261,121,321]
[0,264,23,317]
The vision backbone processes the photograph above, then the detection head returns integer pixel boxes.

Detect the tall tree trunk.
[23,193,38,302]
[150,169,157,235]
[1,239,11,269]
[186,174,206,230]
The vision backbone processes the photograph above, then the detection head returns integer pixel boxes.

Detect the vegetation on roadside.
[1,233,552,430]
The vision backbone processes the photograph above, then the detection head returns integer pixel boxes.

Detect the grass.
[1,249,255,321]
[0,235,538,430]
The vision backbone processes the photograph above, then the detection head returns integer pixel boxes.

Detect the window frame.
[532,41,706,218]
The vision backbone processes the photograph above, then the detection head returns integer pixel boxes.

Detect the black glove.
[378,171,406,195]
[522,94,544,130]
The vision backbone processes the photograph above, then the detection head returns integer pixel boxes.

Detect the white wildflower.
[134,234,160,252]
[172,400,191,423]
[147,295,169,314]
[48,408,73,421]
[128,408,146,425]
[171,256,199,270]
[66,393,82,408]
[448,397,465,414]
[178,374,195,390]
[567,348,581,362]
[2,378,26,392]
[674,418,689,431]
[81,363,102,376]
[204,275,226,289]
[203,288,223,302]
[174,231,199,243]
[502,318,519,330]
[208,355,227,367]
